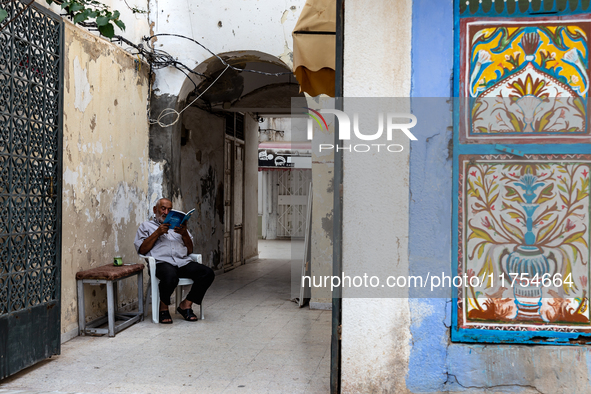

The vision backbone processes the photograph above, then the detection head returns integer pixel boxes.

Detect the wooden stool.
[76,264,144,337]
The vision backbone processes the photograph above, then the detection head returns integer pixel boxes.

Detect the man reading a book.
[134,198,215,323]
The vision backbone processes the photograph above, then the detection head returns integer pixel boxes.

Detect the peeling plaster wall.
[308,99,334,307]
[406,1,591,393]
[148,0,307,98]
[341,1,412,392]
[179,109,258,270]
[148,94,182,203]
[180,108,225,270]
[61,22,150,336]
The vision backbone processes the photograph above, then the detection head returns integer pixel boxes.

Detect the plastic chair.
[139,254,204,323]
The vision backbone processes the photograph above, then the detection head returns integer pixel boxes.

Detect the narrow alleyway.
[0,240,330,394]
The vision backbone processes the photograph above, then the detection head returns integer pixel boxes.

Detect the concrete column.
[341,1,413,392]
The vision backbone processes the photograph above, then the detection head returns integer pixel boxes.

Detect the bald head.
[153,198,172,223]
[155,198,172,209]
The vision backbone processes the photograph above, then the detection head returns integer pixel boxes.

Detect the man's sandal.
[177,306,198,321]
[159,310,173,324]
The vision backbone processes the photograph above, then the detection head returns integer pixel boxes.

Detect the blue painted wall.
[407,1,591,392]
[407,0,454,391]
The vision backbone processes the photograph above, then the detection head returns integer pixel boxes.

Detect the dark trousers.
[155,261,215,306]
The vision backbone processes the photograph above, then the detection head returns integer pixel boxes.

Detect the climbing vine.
[0,0,129,39]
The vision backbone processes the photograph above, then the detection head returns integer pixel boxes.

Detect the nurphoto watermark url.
[302,272,575,293]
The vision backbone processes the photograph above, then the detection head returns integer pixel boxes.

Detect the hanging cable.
[53,19,296,126]
[149,64,231,128]
[145,33,294,76]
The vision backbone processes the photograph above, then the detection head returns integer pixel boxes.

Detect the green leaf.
[560,193,569,206]
[113,19,125,31]
[538,213,554,222]
[489,193,499,205]
[73,10,90,24]
[0,8,7,23]
[96,15,110,26]
[472,102,482,118]
[501,216,524,241]
[112,10,120,20]
[69,2,84,12]
[477,242,486,259]
[535,183,554,205]
[576,188,589,202]
[508,111,523,132]
[505,186,524,203]
[570,244,579,263]
[468,221,495,243]
[574,97,586,116]
[98,22,115,38]
[535,110,554,132]
[564,229,587,247]
[537,216,558,243]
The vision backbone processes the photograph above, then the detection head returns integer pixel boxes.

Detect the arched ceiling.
[181,51,305,116]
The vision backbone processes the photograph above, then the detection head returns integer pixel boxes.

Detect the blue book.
[163,208,195,228]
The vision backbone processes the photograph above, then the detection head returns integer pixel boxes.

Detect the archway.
[174,51,305,272]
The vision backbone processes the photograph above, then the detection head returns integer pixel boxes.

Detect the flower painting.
[458,155,591,333]
[460,18,591,143]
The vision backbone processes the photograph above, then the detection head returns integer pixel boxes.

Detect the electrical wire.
[149,64,230,128]
[145,33,294,77]
[45,14,295,126]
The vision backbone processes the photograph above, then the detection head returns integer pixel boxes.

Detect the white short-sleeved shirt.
[134,219,194,268]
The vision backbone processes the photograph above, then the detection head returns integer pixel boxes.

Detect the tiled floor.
[0,240,331,394]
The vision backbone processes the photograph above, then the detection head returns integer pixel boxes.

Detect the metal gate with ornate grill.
[0,1,63,379]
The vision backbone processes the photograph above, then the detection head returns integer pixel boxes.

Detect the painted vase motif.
[460,17,591,334]
[500,245,557,321]
[499,174,557,321]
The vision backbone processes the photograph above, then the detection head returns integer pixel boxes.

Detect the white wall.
[341,1,413,393]
[40,0,303,101]
[148,0,306,98]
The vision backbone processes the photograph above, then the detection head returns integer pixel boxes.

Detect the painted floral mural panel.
[460,17,591,143]
[458,154,591,332]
